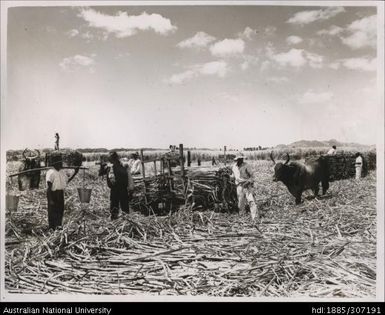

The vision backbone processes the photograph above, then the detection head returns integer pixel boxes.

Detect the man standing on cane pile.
[46,155,78,230]
[327,145,337,155]
[232,153,259,222]
[54,133,60,150]
[107,151,134,220]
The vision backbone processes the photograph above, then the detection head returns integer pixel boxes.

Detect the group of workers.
[44,145,366,231]
[44,150,258,230]
[45,151,142,229]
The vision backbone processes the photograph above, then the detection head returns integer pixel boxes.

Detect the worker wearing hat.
[107,151,134,220]
[46,154,78,230]
[128,152,141,175]
[231,153,259,221]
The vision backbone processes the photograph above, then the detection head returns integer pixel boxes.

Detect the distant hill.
[275,139,374,149]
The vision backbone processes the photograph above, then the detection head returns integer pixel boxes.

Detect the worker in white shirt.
[46,155,78,230]
[354,152,363,180]
[327,145,337,155]
[128,152,141,175]
[231,153,258,221]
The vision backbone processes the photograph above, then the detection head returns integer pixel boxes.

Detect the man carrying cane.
[46,155,79,230]
[231,153,259,222]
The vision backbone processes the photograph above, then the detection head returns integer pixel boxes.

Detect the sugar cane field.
[4,153,377,298]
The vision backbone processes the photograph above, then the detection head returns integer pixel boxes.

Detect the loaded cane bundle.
[45,149,83,167]
[305,151,376,181]
[128,166,237,214]
[186,166,237,212]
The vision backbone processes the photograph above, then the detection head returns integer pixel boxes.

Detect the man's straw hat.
[234,153,245,161]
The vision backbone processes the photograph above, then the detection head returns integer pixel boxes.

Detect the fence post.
[187,150,191,167]
[140,149,148,206]
[153,161,157,176]
[179,144,184,176]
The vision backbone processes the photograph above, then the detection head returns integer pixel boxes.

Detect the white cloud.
[177,32,216,49]
[78,8,177,38]
[167,70,196,85]
[240,62,249,71]
[198,60,228,77]
[306,52,323,69]
[116,52,131,59]
[268,47,323,69]
[260,60,271,72]
[238,27,257,40]
[59,54,96,72]
[328,62,340,70]
[240,55,259,71]
[287,7,345,25]
[299,90,333,104]
[218,92,241,103]
[166,60,228,84]
[286,35,303,45]
[209,38,245,57]
[269,48,307,67]
[67,29,79,37]
[328,57,376,71]
[81,31,94,41]
[340,15,376,49]
[317,25,344,36]
[340,57,377,71]
[66,28,99,42]
[267,76,289,83]
[264,26,277,36]
[265,42,275,57]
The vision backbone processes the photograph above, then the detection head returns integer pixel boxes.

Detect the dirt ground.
[4,161,377,298]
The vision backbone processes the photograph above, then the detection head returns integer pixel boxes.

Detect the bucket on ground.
[77,188,92,203]
[6,194,20,212]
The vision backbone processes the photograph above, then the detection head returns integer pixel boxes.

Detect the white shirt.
[118,161,135,190]
[327,148,336,155]
[355,156,363,166]
[131,159,141,174]
[46,169,68,191]
[232,162,254,186]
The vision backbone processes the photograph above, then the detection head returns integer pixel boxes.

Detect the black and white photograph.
[1,0,384,302]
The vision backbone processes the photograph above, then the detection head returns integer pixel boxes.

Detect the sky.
[2,3,381,150]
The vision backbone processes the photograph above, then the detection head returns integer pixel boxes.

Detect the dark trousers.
[47,190,64,229]
[110,187,129,215]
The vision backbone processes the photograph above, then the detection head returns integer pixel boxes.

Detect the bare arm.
[47,181,54,205]
[68,167,80,183]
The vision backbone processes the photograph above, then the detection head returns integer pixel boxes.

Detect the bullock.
[18,148,42,191]
[270,152,329,205]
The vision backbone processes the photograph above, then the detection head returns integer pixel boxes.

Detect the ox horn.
[270,151,276,165]
[284,153,290,165]
[22,148,28,160]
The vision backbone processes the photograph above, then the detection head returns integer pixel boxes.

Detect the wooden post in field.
[153,161,157,176]
[179,144,184,176]
[179,144,186,192]
[187,151,191,167]
[140,149,146,178]
[161,158,164,175]
[224,146,227,166]
[140,149,148,205]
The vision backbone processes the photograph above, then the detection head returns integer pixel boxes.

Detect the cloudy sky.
[3,3,381,150]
